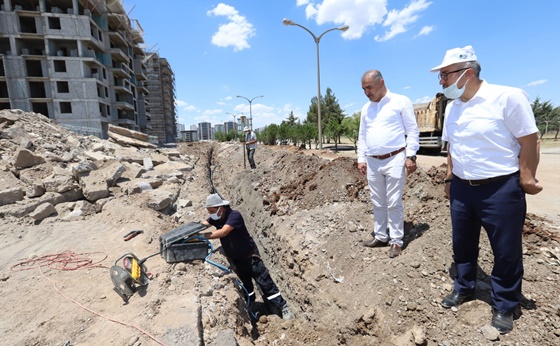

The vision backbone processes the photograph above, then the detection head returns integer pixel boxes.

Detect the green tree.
[214,131,227,142]
[342,112,361,153]
[260,124,279,145]
[306,88,345,145]
[300,122,317,149]
[532,97,557,138]
[323,88,345,144]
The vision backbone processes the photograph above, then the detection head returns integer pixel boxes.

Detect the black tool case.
[160,222,209,263]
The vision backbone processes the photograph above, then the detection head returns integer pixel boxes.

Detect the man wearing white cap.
[244,126,258,169]
[358,70,420,258]
[431,45,542,334]
[201,193,293,320]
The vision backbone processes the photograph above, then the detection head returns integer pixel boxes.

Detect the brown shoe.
[363,238,389,248]
[389,244,402,258]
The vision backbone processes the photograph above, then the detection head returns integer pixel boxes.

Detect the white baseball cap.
[243,126,250,132]
[205,193,230,207]
[430,45,478,72]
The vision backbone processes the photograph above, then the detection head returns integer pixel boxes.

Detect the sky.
[123,0,560,130]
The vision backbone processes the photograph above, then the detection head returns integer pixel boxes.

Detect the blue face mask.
[443,70,469,99]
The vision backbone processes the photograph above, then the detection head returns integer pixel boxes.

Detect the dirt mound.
[1,110,559,345]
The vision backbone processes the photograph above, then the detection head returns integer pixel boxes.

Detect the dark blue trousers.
[449,173,525,312]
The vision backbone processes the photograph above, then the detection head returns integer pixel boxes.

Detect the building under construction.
[0,0,176,143]
[145,53,176,144]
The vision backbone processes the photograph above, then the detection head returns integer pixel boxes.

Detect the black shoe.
[441,290,475,308]
[492,308,514,334]
[363,238,389,248]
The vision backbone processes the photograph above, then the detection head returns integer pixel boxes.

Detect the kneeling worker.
[201,193,293,320]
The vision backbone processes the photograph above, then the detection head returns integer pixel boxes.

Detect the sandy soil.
[1,112,559,346]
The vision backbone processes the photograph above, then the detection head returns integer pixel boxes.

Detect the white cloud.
[413,96,433,104]
[375,0,432,42]
[416,25,434,37]
[202,109,224,115]
[527,79,547,87]
[298,0,432,41]
[207,4,256,51]
[304,0,387,40]
[175,99,197,112]
[403,86,411,89]
[224,96,233,100]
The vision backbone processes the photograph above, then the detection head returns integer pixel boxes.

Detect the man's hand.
[520,177,543,195]
[405,159,417,175]
[357,162,367,176]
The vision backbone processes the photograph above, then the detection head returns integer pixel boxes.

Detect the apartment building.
[145,53,176,144]
[198,121,211,141]
[0,0,171,139]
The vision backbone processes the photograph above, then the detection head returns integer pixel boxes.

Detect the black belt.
[368,147,405,159]
[455,171,519,187]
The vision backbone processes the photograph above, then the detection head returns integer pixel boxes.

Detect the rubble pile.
[0,110,196,223]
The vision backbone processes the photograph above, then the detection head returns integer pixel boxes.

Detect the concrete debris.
[0,109,194,219]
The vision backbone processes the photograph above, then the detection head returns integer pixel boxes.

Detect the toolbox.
[160,222,209,263]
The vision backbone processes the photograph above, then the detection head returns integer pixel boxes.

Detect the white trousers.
[365,152,406,247]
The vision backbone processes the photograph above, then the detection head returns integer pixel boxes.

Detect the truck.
[413,92,449,154]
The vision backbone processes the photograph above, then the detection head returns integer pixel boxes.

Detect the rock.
[0,187,25,206]
[480,325,500,341]
[207,329,238,346]
[29,202,56,220]
[13,148,45,169]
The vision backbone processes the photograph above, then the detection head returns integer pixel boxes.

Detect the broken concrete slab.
[13,148,45,169]
[0,187,25,206]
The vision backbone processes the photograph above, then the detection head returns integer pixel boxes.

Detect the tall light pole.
[236,95,263,131]
[226,112,243,141]
[282,18,349,149]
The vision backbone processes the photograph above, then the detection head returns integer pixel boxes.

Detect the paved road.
[418,141,560,228]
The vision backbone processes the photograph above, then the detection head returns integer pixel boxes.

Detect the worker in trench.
[201,193,294,320]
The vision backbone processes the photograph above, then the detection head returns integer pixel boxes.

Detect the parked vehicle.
[413,93,449,154]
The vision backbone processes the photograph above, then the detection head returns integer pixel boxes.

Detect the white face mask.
[442,70,469,99]
[209,207,221,220]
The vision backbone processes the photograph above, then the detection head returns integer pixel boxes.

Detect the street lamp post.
[236,95,263,131]
[226,112,243,141]
[282,18,349,149]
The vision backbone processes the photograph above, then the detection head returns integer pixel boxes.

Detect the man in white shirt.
[357,70,419,258]
[432,45,542,334]
[244,126,258,169]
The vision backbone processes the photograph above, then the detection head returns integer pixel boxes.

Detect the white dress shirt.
[443,81,538,180]
[357,90,420,163]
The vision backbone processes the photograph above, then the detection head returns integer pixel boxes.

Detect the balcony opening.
[60,102,72,113]
[56,81,69,93]
[29,81,46,98]
[48,17,61,30]
[19,16,38,33]
[54,60,66,72]
[32,102,50,118]
[25,60,43,77]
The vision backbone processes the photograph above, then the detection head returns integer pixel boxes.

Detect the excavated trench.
[184,142,559,346]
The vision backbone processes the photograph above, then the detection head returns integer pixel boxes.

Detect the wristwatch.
[406,155,417,162]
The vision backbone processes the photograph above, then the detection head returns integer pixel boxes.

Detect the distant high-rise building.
[198,122,211,140]
[145,54,176,143]
[214,124,225,134]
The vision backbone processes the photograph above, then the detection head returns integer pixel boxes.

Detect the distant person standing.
[431,45,542,334]
[244,126,258,169]
[357,70,420,258]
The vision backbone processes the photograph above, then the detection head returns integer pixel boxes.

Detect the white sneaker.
[281,304,294,320]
